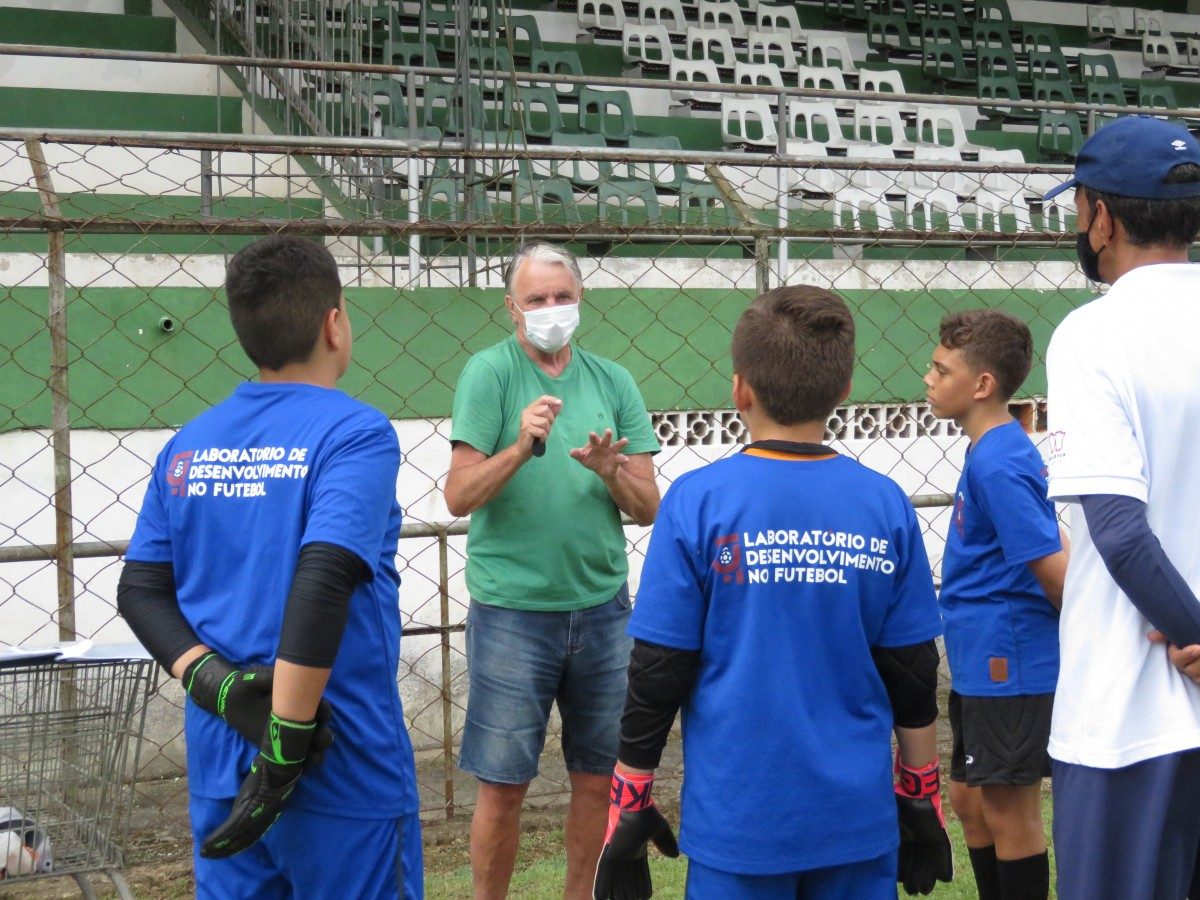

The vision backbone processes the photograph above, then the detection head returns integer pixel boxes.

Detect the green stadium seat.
[421,80,485,135]
[551,131,612,188]
[974,0,1012,26]
[1139,81,1178,110]
[1038,110,1085,159]
[1077,52,1121,85]
[503,14,543,52]
[383,38,438,69]
[419,3,457,51]
[362,76,410,130]
[629,134,707,195]
[597,178,663,225]
[530,177,582,225]
[1019,23,1061,55]
[577,87,637,142]
[321,85,374,136]
[325,33,367,64]
[467,46,514,94]
[823,0,870,24]
[868,12,923,57]
[499,83,565,142]
[362,3,407,39]
[422,176,493,222]
[1085,81,1126,108]
[1025,47,1071,84]
[678,179,736,226]
[1032,76,1076,107]
[972,20,1012,52]
[977,70,1026,122]
[921,32,971,84]
[532,48,585,103]
[925,0,969,31]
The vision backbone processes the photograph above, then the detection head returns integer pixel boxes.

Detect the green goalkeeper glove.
[182,651,333,765]
[200,712,317,859]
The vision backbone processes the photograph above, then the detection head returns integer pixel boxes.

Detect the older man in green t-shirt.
[445,242,660,899]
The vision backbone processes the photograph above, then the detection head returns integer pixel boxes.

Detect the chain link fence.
[0,36,1121,864]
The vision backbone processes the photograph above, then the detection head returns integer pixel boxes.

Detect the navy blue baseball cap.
[1043,115,1200,201]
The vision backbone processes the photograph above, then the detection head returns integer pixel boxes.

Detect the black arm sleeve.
[116,561,201,671]
[872,639,940,729]
[275,542,371,668]
[1081,494,1200,648]
[617,639,701,770]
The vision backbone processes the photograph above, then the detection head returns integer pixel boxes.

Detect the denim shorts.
[457,584,633,784]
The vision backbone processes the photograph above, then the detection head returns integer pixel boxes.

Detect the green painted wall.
[0,8,174,52]
[1,286,1090,432]
[0,88,242,133]
[0,195,323,255]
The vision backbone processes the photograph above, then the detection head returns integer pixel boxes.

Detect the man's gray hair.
[505,242,583,295]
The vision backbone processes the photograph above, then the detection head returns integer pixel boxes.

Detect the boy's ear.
[732,373,752,413]
[973,370,998,403]
[840,379,852,404]
[324,305,344,352]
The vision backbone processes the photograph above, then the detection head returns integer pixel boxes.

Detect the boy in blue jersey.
[116,236,423,899]
[924,310,1068,900]
[594,286,952,900]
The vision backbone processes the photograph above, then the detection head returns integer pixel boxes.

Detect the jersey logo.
[165,451,195,496]
[954,491,965,538]
[1047,430,1066,465]
[713,533,744,584]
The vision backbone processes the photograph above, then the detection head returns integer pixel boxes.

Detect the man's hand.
[894,752,953,896]
[519,395,562,457]
[571,429,631,482]
[200,712,318,859]
[181,652,334,765]
[1149,630,1200,685]
[594,768,679,900]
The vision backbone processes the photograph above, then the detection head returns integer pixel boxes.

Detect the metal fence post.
[438,525,455,820]
[199,148,213,217]
[24,138,76,643]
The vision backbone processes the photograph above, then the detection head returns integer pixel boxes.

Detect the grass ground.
[422,793,1056,899]
[0,792,1055,898]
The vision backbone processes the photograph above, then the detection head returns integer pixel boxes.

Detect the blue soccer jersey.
[940,419,1061,697]
[629,450,942,875]
[127,382,419,819]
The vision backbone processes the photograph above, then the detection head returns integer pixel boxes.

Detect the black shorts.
[949,690,1053,787]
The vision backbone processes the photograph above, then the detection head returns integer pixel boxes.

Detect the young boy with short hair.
[117,236,423,898]
[593,285,952,900]
[924,309,1068,900]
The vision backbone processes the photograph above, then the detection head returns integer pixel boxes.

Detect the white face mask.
[520,303,579,353]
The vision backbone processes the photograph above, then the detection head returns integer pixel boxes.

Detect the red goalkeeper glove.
[593,768,679,900]
[894,752,953,895]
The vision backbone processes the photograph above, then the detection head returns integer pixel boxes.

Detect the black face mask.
[1076,218,1105,284]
